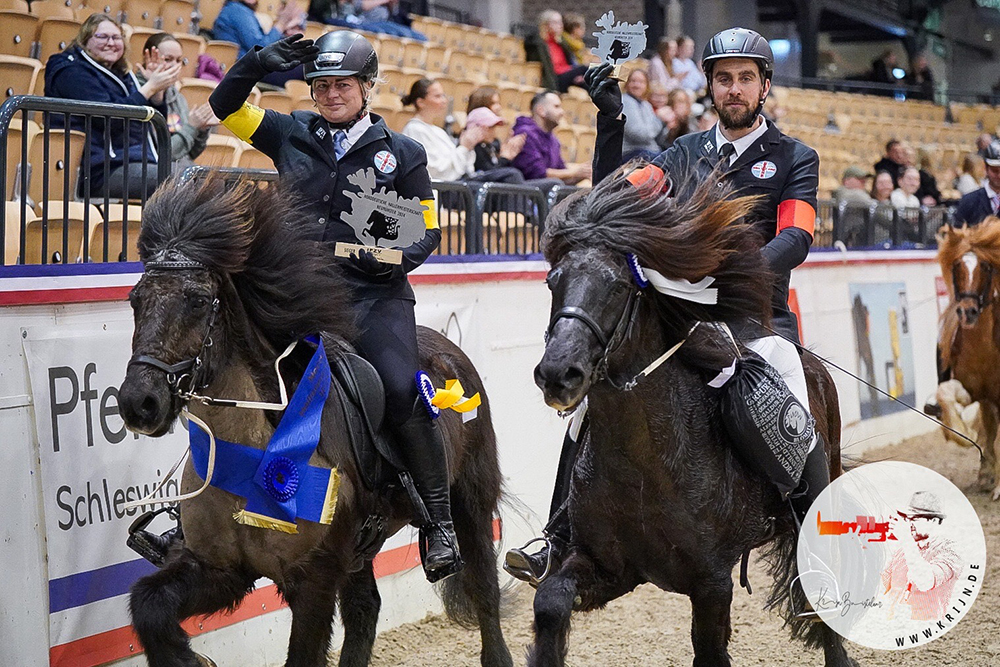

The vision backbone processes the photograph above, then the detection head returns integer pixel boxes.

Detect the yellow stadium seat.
[35,17,82,63]
[0,11,38,58]
[0,54,40,99]
[159,0,196,34]
[202,39,238,73]
[195,133,242,167]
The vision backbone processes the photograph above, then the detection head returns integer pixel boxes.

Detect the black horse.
[527,168,856,666]
[118,175,512,667]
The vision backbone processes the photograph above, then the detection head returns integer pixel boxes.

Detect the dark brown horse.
[527,168,855,666]
[118,175,512,667]
[936,218,1000,500]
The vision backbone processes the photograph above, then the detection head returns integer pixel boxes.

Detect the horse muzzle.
[534,356,590,412]
[118,364,182,437]
[956,300,981,328]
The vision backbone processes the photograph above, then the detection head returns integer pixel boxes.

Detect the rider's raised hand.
[585,63,623,118]
[257,34,319,73]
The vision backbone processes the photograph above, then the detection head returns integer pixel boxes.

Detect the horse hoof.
[992,486,1000,502]
[196,654,218,667]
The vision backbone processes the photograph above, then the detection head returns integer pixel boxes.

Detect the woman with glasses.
[44,13,180,199]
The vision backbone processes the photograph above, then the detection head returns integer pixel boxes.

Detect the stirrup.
[503,536,555,587]
[418,522,464,583]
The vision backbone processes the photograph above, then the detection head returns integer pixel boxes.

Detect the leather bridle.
[952,259,994,312]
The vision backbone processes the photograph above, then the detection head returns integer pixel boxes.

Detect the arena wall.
[0,251,947,666]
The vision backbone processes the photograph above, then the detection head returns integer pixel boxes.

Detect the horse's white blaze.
[963,252,979,292]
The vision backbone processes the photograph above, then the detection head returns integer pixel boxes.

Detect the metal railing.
[819,200,953,248]
[0,95,170,265]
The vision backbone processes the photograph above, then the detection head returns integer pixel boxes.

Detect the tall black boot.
[394,400,463,582]
[504,416,585,585]
[790,435,831,529]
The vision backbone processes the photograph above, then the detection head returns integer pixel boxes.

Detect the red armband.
[625,165,669,196]
[777,199,816,237]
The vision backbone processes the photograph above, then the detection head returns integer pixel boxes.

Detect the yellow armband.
[421,199,439,230]
[222,102,265,144]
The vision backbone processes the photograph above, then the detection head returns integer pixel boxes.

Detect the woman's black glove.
[349,249,395,279]
[585,63,623,118]
[257,34,319,73]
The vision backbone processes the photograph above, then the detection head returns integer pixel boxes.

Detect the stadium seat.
[26,200,92,263]
[0,11,38,58]
[27,128,86,206]
[372,90,401,111]
[195,133,241,167]
[159,0,196,34]
[0,54,41,99]
[237,147,273,170]
[178,77,216,109]
[555,126,575,163]
[499,34,524,62]
[127,27,158,60]
[425,44,448,75]
[378,37,405,68]
[4,117,39,201]
[401,39,426,70]
[197,0,225,30]
[35,17,83,64]
[292,96,313,112]
[123,0,160,28]
[575,128,596,164]
[88,203,142,261]
[172,32,204,79]
[203,39,238,72]
[302,20,326,42]
[284,78,309,100]
[30,0,77,21]
[3,200,30,264]
[480,32,500,58]
[0,0,29,13]
[87,0,125,17]
[258,90,292,114]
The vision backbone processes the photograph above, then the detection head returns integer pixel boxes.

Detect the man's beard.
[717,98,762,130]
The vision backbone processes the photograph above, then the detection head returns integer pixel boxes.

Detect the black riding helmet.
[701,27,774,81]
[304,30,379,83]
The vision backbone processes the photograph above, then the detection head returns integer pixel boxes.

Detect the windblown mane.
[137,174,355,349]
[938,216,1000,294]
[543,163,774,333]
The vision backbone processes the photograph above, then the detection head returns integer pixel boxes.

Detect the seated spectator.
[523,10,588,92]
[873,139,906,186]
[647,37,680,92]
[672,36,706,94]
[137,33,219,172]
[871,171,895,203]
[870,50,897,85]
[834,166,875,206]
[621,69,664,160]
[561,13,595,66]
[213,0,306,86]
[695,107,718,132]
[664,88,693,144]
[955,154,985,196]
[912,146,941,206]
[309,0,426,40]
[977,133,997,158]
[467,85,503,116]
[907,53,933,101]
[45,13,176,199]
[954,142,1000,227]
[466,107,524,179]
[401,79,521,184]
[890,167,921,209]
[511,91,591,185]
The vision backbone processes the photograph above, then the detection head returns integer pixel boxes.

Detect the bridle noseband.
[127,250,220,400]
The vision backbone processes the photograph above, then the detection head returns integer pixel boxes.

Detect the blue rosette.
[627,253,649,288]
[262,456,300,502]
[415,370,441,419]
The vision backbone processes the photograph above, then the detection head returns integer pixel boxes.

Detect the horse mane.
[938,217,1000,292]
[543,163,774,336]
[138,174,356,350]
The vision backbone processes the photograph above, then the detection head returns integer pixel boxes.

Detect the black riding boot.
[395,400,463,582]
[790,435,831,529]
[127,507,183,567]
[504,418,584,585]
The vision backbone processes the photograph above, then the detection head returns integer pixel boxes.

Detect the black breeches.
[353,298,421,427]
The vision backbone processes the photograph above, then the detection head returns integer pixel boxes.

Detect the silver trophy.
[591,11,648,80]
[336,167,428,265]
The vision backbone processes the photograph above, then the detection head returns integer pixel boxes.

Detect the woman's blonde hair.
[71,13,130,75]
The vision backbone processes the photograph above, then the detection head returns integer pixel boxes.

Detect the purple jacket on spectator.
[510,115,565,180]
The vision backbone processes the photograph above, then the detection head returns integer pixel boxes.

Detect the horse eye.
[188,295,209,310]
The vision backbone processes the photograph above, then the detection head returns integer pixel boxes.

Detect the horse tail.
[759,528,827,648]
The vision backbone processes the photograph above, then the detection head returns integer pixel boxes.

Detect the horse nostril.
[139,394,160,421]
[561,366,585,390]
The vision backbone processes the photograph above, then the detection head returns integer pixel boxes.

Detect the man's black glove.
[257,34,319,73]
[349,249,394,278]
[584,63,623,118]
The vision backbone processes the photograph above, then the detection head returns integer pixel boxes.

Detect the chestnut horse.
[936,218,1000,500]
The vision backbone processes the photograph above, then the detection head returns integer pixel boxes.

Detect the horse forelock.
[543,164,773,327]
[139,174,355,349]
[939,217,1000,295]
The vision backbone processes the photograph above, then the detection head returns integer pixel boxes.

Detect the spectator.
[664,88,693,144]
[309,0,426,40]
[561,13,594,66]
[871,50,897,85]
[401,78,522,184]
[695,107,718,132]
[467,85,502,116]
[890,167,921,209]
[466,107,525,178]
[834,166,875,206]
[873,139,906,186]
[871,171,895,203]
[907,53,933,101]
[671,35,706,93]
[511,91,591,184]
[955,154,985,196]
[524,10,588,92]
[647,36,680,92]
[976,133,996,157]
[136,33,219,172]
[912,146,941,205]
[953,142,1000,227]
[213,0,305,86]
[45,13,176,199]
[621,69,664,160]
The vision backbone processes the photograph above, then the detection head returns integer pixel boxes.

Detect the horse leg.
[445,485,513,667]
[130,548,255,667]
[282,553,346,667]
[689,576,733,667]
[819,625,859,667]
[936,380,978,446]
[337,561,380,667]
[979,401,1000,499]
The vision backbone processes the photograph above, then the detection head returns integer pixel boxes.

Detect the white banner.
[22,322,188,658]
